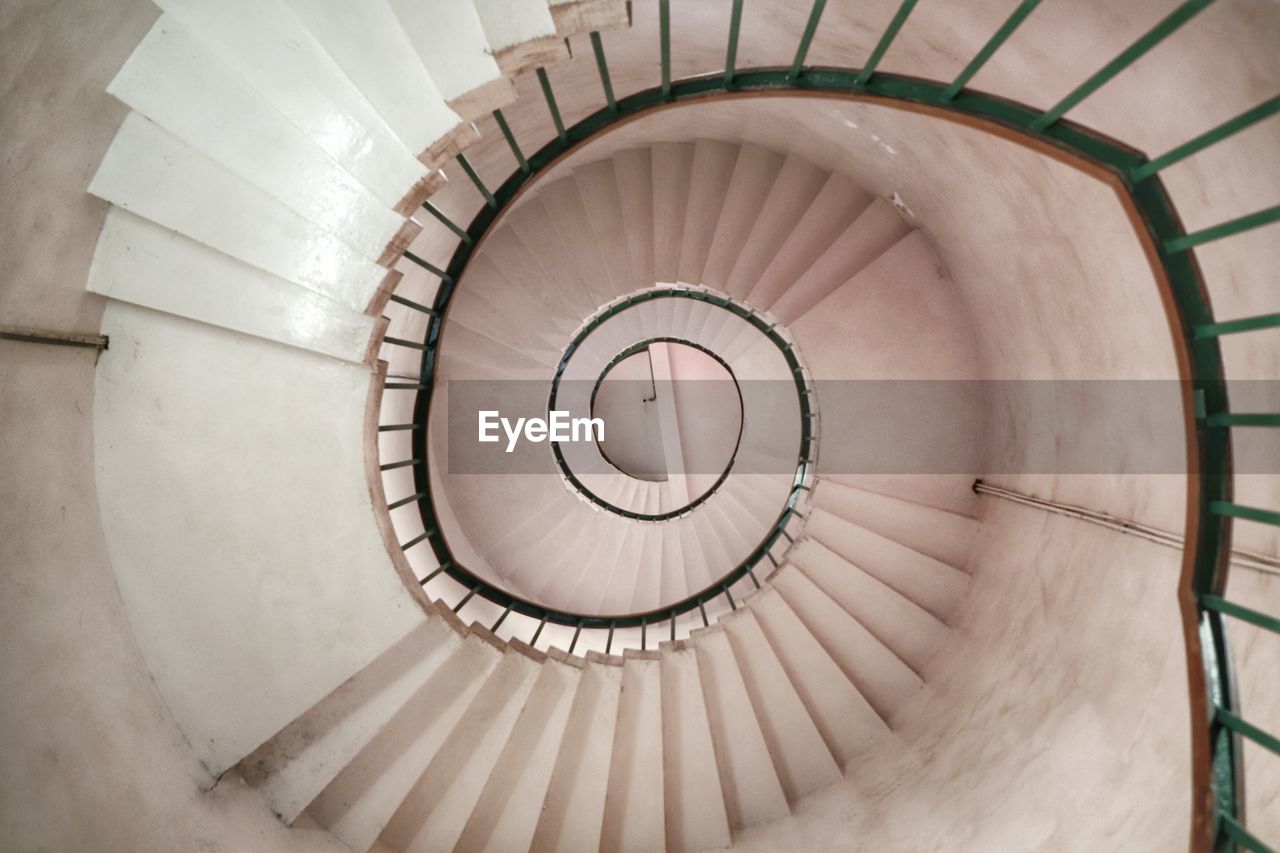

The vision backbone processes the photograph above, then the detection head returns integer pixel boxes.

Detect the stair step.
[821,472,980,518]
[806,507,970,622]
[651,142,696,283]
[770,565,922,722]
[600,651,666,853]
[540,179,618,308]
[455,655,583,853]
[530,654,624,853]
[721,608,843,800]
[790,539,948,675]
[155,0,430,212]
[659,643,732,851]
[90,113,388,313]
[677,140,739,285]
[307,633,502,852]
[812,478,979,569]
[692,627,791,830]
[747,586,888,766]
[472,0,568,78]
[612,148,656,288]
[377,646,541,852]
[573,160,632,295]
[241,616,460,823]
[702,144,784,292]
[505,199,601,318]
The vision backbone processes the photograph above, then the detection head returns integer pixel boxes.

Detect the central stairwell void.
[60,0,1280,850]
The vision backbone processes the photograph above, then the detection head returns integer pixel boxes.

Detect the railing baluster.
[605,620,616,654]
[456,153,497,209]
[421,201,473,245]
[378,423,420,432]
[747,565,761,588]
[724,587,737,611]
[1210,501,1280,527]
[536,67,568,143]
[670,615,677,642]
[384,381,427,390]
[389,293,437,315]
[380,457,421,471]
[1194,312,1280,339]
[1206,413,1280,428]
[452,583,481,613]
[1133,95,1280,181]
[724,0,745,86]
[854,0,920,86]
[788,0,828,81]
[400,531,429,550]
[402,249,451,280]
[1030,0,1217,131]
[590,32,617,111]
[568,621,583,654]
[659,0,672,99]
[941,0,1043,101]
[1202,594,1280,634]
[419,564,446,586]
[1164,205,1280,254]
[383,335,428,351]
[492,109,529,174]
[387,491,425,511]
[530,616,548,646]
[698,600,709,627]
[1219,813,1271,853]
[1215,706,1280,757]
[641,619,647,651]
[491,602,513,632]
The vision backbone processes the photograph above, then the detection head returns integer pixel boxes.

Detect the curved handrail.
[549,290,805,521]
[373,4,1280,843]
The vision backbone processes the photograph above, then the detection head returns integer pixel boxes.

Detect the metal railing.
[373,2,1280,846]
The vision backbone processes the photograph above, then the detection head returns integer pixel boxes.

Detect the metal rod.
[384,382,427,390]
[641,620,647,651]
[419,564,445,586]
[1216,706,1280,757]
[401,250,451,280]
[452,584,480,613]
[605,621,616,654]
[492,109,529,174]
[378,423,421,431]
[1207,413,1280,428]
[383,336,428,351]
[725,587,737,611]
[788,0,827,81]
[1030,0,1217,131]
[400,531,429,550]
[0,325,109,350]
[1194,312,1280,338]
[670,616,676,642]
[724,0,744,86]
[456,153,497,209]
[531,616,548,646]
[698,601,709,627]
[568,622,583,654]
[854,0,920,85]
[747,566,761,588]
[1210,500,1280,527]
[1202,594,1280,634]
[590,32,617,110]
[389,293,437,314]
[1133,95,1280,181]
[491,603,513,632]
[380,457,421,471]
[1218,813,1270,853]
[1164,204,1280,253]
[536,68,568,142]
[941,0,1043,101]
[421,201,472,244]
[659,0,672,98]
[387,491,425,511]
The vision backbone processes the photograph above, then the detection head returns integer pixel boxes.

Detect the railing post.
[788,0,827,81]
[724,0,744,87]
[854,0,920,86]
[659,0,672,99]
[536,68,568,142]
[491,109,529,174]
[590,32,618,111]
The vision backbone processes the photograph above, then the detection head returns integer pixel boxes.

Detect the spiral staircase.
[3,0,1280,851]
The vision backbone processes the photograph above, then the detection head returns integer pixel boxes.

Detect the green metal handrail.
[377,6,1280,846]
[547,292,810,521]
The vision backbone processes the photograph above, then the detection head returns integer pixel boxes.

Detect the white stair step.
[600,651,666,853]
[721,607,842,801]
[790,539,948,675]
[574,160,632,295]
[702,144,784,292]
[612,149,655,287]
[597,524,654,616]
[473,0,569,77]
[443,321,557,377]
[579,523,645,615]
[155,0,432,212]
[548,0,631,35]
[692,504,739,584]
[692,627,790,829]
[806,507,970,621]
[308,632,502,852]
[90,113,391,313]
[746,587,887,766]
[821,472,980,518]
[455,654,584,853]
[677,140,740,285]
[240,615,460,823]
[811,478,978,569]
[770,565,922,721]
[378,644,541,853]
[745,173,871,313]
[654,524,688,612]
[659,642,732,851]
[111,16,413,264]
[388,0,515,119]
[89,210,376,364]
[282,0,465,164]
[651,142,695,283]
[530,653,624,853]
[447,258,565,363]
[625,525,667,613]
[540,179,617,307]
[722,155,827,300]
[506,200,600,317]
[768,196,911,325]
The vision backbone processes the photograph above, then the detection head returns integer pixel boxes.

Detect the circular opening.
[591,340,743,507]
